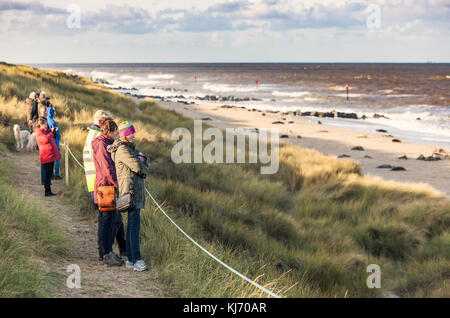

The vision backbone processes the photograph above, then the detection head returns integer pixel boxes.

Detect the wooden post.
[65,139,69,186]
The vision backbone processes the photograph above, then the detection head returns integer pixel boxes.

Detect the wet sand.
[159,100,450,198]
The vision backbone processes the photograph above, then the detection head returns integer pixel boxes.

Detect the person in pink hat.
[108,121,151,272]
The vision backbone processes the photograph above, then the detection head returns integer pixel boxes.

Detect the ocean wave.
[202,83,258,93]
[329,85,359,91]
[89,70,116,79]
[364,116,450,138]
[138,88,185,98]
[335,93,417,98]
[272,91,310,98]
[147,74,175,80]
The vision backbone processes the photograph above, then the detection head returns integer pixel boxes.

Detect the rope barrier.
[67,146,84,170]
[63,143,281,298]
[145,188,281,298]
[60,143,84,170]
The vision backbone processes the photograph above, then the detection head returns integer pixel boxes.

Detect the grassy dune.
[0,129,68,297]
[0,62,449,297]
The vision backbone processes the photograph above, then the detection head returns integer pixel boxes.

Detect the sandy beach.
[159,100,450,198]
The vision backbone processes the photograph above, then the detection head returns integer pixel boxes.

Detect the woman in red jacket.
[35,117,61,196]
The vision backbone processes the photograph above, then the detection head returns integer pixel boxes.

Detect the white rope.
[64,143,281,298]
[67,147,85,170]
[60,142,84,170]
[145,188,281,298]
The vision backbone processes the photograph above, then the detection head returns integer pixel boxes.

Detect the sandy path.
[159,101,450,198]
[6,150,166,298]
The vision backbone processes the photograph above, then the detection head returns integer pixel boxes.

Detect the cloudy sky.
[0,0,449,63]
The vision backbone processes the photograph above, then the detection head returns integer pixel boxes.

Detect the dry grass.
[0,62,449,298]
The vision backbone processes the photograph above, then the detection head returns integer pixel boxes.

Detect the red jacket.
[92,134,118,205]
[35,127,61,164]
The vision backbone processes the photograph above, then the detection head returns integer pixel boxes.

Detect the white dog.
[27,132,37,152]
[13,124,30,149]
[13,124,37,151]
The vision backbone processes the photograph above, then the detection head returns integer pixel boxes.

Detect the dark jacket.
[27,99,39,124]
[41,99,53,108]
[108,140,150,210]
[35,127,61,164]
[92,134,118,205]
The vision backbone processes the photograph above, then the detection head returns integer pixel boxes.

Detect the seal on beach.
[391,166,406,171]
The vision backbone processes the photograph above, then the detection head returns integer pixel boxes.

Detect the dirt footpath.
[7,149,166,298]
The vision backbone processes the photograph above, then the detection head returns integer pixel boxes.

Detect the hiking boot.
[133,260,148,272]
[103,252,123,266]
[45,192,56,197]
[126,260,134,269]
[112,252,124,264]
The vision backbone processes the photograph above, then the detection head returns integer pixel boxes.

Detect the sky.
[0,0,449,63]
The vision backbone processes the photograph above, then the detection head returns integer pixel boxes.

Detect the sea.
[34,63,450,148]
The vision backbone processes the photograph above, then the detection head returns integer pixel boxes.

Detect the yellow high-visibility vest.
[83,126,101,192]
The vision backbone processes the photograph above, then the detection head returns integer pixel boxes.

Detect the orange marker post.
[345,84,349,100]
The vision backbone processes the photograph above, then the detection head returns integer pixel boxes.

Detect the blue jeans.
[90,192,126,258]
[54,142,61,177]
[126,208,142,263]
[99,209,115,255]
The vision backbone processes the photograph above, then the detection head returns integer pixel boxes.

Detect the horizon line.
[23,61,450,65]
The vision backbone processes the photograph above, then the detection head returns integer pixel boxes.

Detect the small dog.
[27,132,37,152]
[13,124,30,149]
[13,124,37,151]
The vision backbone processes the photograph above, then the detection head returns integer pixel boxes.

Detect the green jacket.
[108,140,150,210]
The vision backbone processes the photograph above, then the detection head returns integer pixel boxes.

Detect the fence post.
[65,139,69,186]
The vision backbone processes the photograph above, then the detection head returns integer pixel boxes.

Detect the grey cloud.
[177,13,234,32]
[1,0,449,36]
[207,1,250,13]
[0,0,66,14]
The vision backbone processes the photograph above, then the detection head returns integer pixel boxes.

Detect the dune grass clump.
[0,149,68,297]
[0,62,449,298]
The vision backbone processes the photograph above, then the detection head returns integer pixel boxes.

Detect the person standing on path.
[35,117,61,197]
[46,106,62,180]
[83,110,127,261]
[92,119,124,267]
[26,92,39,133]
[38,105,49,185]
[108,121,150,272]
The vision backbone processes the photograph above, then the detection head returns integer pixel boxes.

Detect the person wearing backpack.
[108,121,150,272]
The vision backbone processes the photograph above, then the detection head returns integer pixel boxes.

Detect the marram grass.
[0,62,449,298]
